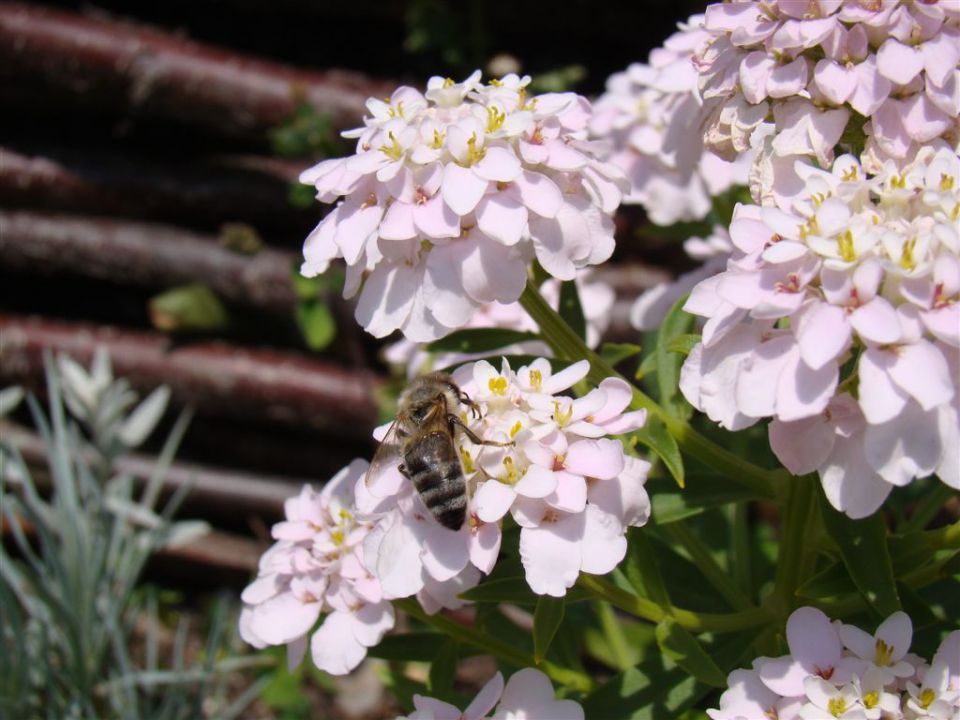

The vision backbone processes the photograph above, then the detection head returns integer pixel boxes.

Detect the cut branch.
[0,210,300,314]
[0,143,316,232]
[0,2,393,141]
[0,314,381,438]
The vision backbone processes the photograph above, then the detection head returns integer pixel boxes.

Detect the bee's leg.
[459,392,482,419]
[398,463,410,479]
[448,414,513,447]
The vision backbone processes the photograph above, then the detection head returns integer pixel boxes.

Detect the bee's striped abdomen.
[404,431,466,530]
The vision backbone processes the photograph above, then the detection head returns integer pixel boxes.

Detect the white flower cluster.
[359,357,649,599]
[238,461,393,675]
[710,607,960,720]
[681,146,959,517]
[299,71,627,341]
[590,14,752,226]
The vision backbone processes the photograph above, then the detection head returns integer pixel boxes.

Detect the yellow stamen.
[331,529,345,546]
[890,174,906,190]
[920,688,936,709]
[863,691,879,709]
[443,77,455,88]
[486,105,506,133]
[431,129,445,149]
[838,230,856,262]
[501,456,519,484]
[379,131,403,161]
[529,369,543,392]
[488,376,508,396]
[465,133,487,165]
[899,237,917,271]
[827,698,846,717]
[388,101,404,119]
[842,166,859,181]
[874,639,894,666]
[509,421,523,438]
[941,172,956,191]
[489,78,503,87]
[553,400,573,427]
[459,446,475,474]
[811,192,825,208]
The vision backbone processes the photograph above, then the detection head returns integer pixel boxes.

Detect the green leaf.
[631,417,684,488]
[656,296,695,419]
[623,528,671,606]
[649,474,759,524]
[666,334,701,357]
[295,301,336,351]
[460,577,538,605]
[428,639,459,697]
[600,342,643,367]
[367,633,452,662]
[635,352,657,381]
[149,284,230,332]
[428,328,541,354]
[820,493,901,617]
[655,618,728,688]
[797,562,855,600]
[533,595,565,663]
[558,280,587,341]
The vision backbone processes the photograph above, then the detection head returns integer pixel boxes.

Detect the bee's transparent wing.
[366,419,404,486]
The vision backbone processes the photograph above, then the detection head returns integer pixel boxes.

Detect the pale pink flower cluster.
[299,71,628,341]
[384,273,615,377]
[697,1,960,210]
[397,668,584,720]
[590,14,753,225]
[359,357,649,599]
[709,607,960,720]
[238,460,393,675]
[681,146,959,518]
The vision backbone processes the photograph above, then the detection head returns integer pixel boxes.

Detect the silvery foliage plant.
[0,350,258,719]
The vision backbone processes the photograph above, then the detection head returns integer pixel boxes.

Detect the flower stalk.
[519,279,784,500]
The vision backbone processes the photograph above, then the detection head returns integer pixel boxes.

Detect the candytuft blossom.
[590,14,753,226]
[710,607,957,720]
[238,460,393,675]
[696,1,960,210]
[396,668,584,720]
[299,71,628,341]
[680,147,959,518]
[359,357,649,598]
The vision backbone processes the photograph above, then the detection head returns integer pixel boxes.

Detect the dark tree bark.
[0,314,382,438]
[0,2,392,143]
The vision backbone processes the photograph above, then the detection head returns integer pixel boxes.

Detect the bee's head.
[401,372,462,422]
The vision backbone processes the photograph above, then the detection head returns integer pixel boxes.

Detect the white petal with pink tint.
[310,612,366,675]
[474,480,517,522]
[476,194,527,246]
[519,513,585,597]
[579,505,627,575]
[564,439,625,480]
[442,163,489,216]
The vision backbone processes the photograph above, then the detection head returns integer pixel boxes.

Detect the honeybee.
[367,372,508,530]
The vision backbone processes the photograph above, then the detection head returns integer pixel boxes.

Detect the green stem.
[901,485,955,533]
[595,601,633,670]
[729,502,753,597]
[663,522,755,611]
[394,599,595,693]
[519,281,783,500]
[925,519,960,549]
[576,575,773,633]
[769,475,817,619]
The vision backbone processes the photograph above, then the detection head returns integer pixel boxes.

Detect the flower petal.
[519,514,585,597]
[310,611,367,675]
